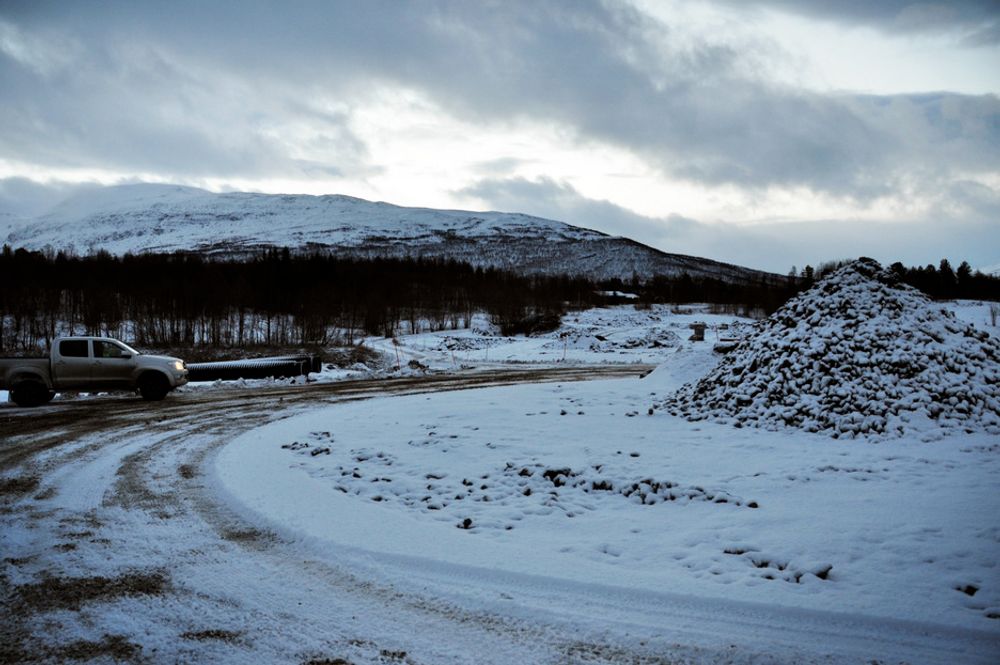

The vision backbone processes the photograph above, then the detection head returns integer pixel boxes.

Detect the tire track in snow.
[4,364,996,664]
[5,366,684,664]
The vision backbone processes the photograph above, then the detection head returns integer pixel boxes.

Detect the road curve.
[2,364,997,665]
[2,365,669,664]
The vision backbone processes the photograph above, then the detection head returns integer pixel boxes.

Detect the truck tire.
[138,373,170,401]
[10,379,49,407]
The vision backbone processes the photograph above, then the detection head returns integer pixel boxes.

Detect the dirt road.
[2,366,671,664]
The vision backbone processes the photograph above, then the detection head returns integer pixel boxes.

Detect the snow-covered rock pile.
[542,327,680,353]
[666,258,1000,439]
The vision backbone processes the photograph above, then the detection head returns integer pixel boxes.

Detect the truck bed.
[0,357,52,390]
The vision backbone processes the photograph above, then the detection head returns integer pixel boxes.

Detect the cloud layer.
[1,0,998,270]
[3,2,997,188]
[461,175,1000,273]
[726,1,1000,44]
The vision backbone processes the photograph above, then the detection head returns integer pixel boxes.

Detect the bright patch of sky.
[634,1,1000,95]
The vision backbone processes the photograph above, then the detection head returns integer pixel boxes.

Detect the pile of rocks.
[666,258,1000,438]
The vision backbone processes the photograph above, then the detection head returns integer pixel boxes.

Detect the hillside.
[3,184,778,283]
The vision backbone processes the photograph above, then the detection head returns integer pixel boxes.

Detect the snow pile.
[666,258,1000,439]
[544,325,679,353]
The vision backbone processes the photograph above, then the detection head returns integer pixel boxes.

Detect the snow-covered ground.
[4,304,749,403]
[4,290,1000,662]
[951,300,1000,329]
[207,287,1000,660]
[172,304,745,394]
[216,346,999,642]
[363,305,749,369]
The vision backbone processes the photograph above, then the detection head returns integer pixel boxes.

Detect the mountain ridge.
[3,183,781,283]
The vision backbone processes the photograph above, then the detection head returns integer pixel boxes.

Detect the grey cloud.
[0,177,98,218]
[757,216,1000,275]
[460,176,671,245]
[720,1,1000,43]
[473,157,530,178]
[459,176,798,268]
[0,177,103,239]
[461,176,1000,273]
[0,8,370,180]
[0,1,997,198]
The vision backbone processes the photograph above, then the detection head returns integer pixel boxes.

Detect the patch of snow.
[597,290,639,299]
[950,299,1000,330]
[365,305,753,370]
[215,369,1000,637]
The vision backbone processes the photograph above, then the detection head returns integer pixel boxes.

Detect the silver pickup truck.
[1,336,188,407]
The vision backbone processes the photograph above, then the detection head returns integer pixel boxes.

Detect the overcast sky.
[1,0,998,272]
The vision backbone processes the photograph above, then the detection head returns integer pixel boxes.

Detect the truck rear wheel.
[10,380,49,407]
[138,373,170,401]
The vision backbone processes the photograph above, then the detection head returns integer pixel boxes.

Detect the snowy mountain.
[0,212,22,241]
[3,184,778,283]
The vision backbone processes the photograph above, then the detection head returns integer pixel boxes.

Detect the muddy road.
[2,365,670,664]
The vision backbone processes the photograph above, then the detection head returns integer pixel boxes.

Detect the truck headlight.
[174,360,185,371]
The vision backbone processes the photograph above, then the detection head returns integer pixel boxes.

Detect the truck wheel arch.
[9,371,51,390]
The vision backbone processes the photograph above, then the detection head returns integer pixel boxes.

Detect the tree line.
[0,246,807,353]
[791,258,1000,301]
[4,245,994,354]
[0,246,602,352]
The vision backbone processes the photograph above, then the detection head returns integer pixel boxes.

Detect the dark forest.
[1,245,996,353]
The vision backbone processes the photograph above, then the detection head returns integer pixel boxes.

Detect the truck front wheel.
[10,380,49,407]
[138,373,170,401]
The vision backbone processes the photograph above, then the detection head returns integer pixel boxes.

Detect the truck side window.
[94,340,127,358]
[59,340,89,358]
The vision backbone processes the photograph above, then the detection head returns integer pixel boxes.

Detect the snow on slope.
[0,212,27,243]
[3,184,776,282]
[217,369,1000,655]
[666,258,1000,440]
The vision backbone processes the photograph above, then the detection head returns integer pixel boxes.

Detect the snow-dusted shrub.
[665,258,1000,439]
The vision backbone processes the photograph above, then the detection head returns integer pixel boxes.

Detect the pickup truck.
[1,336,188,407]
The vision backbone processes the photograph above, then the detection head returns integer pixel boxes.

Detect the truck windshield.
[116,341,140,355]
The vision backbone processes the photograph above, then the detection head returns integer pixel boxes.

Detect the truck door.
[52,339,92,389]
[92,339,136,389]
